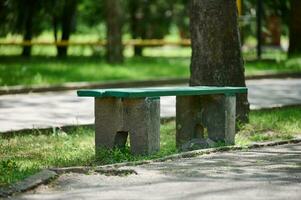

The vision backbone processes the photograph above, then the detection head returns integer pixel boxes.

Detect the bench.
[77,86,247,155]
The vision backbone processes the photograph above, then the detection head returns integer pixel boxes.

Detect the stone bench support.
[176,94,236,148]
[78,86,246,156]
[94,97,160,155]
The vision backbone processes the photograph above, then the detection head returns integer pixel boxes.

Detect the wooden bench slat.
[77,86,247,98]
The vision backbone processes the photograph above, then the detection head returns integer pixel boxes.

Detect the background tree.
[105,0,123,63]
[9,0,44,57]
[0,0,46,57]
[77,0,104,29]
[239,0,290,48]
[54,0,78,57]
[0,0,8,36]
[127,0,174,57]
[48,0,64,43]
[288,0,301,56]
[189,0,249,123]
[19,0,37,57]
[128,0,143,56]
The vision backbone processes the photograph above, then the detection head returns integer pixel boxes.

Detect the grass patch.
[0,54,300,87]
[0,56,189,87]
[1,107,301,187]
[236,107,301,146]
[0,122,176,187]
[0,127,95,187]
[245,57,301,75]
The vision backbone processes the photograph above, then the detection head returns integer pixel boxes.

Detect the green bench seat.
[77,86,247,98]
[77,86,248,155]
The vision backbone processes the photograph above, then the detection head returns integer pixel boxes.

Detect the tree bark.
[57,0,77,58]
[288,0,301,56]
[105,0,124,63]
[189,0,249,123]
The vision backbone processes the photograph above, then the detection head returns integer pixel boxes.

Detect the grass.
[236,107,301,146]
[1,107,301,187]
[0,53,301,87]
[0,56,189,87]
[0,122,176,187]
[245,56,301,75]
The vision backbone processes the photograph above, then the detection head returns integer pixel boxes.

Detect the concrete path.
[13,143,301,200]
[1,78,301,132]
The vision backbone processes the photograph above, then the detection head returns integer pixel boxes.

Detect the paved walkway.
[1,78,301,132]
[13,143,301,200]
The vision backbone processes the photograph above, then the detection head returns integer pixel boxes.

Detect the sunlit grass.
[0,54,300,87]
[0,127,94,187]
[0,122,176,187]
[236,107,301,146]
[0,41,301,87]
[0,56,190,86]
[245,56,301,75]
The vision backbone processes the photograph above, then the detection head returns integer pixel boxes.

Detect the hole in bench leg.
[114,131,129,149]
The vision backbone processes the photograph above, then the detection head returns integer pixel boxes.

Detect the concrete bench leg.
[123,98,160,155]
[176,96,203,148]
[224,95,236,144]
[94,98,123,151]
[176,95,236,148]
[201,95,236,145]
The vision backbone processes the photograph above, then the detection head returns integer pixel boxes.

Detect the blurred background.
[0,0,300,87]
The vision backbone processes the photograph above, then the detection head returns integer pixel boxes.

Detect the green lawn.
[0,55,301,87]
[245,57,301,75]
[0,56,189,87]
[1,107,301,187]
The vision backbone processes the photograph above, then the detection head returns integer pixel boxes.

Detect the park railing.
[0,39,191,47]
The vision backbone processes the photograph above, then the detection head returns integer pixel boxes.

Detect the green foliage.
[0,0,294,42]
[0,0,297,58]
[0,159,40,187]
[0,159,19,186]
[172,0,189,39]
[1,0,48,36]
[95,147,135,164]
[126,0,175,39]
[77,0,104,27]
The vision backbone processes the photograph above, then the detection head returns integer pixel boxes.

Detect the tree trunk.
[189,0,249,123]
[22,1,35,57]
[57,0,77,58]
[53,16,58,42]
[129,0,143,56]
[288,0,301,56]
[105,0,124,63]
[256,0,263,60]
